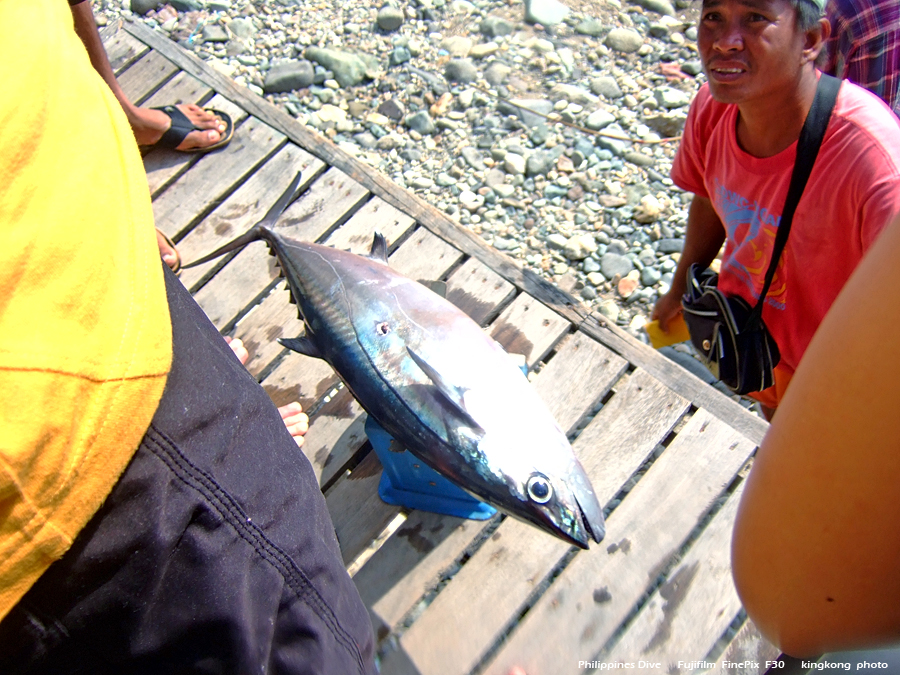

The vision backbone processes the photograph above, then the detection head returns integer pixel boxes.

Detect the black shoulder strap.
[749,73,842,324]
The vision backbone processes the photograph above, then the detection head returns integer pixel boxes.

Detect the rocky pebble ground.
[94,0,706,342]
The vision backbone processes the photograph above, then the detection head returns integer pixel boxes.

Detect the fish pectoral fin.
[418,280,447,298]
[407,347,484,433]
[368,232,389,263]
[278,336,323,359]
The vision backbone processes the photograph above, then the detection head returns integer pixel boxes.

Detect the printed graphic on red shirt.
[712,178,787,311]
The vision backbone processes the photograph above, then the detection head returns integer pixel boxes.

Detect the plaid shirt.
[824,0,900,116]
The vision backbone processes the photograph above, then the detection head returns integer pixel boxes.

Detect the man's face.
[698,0,809,106]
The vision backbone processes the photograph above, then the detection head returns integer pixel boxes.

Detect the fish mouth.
[575,493,605,546]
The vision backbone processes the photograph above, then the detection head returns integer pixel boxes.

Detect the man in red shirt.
[652,0,900,415]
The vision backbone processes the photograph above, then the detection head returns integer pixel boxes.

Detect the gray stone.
[497,99,553,128]
[504,153,526,175]
[131,0,160,14]
[480,15,513,37]
[681,59,703,76]
[573,137,597,159]
[304,47,369,87]
[657,238,684,254]
[624,151,655,167]
[436,173,457,187]
[564,234,598,260]
[605,28,644,53]
[484,61,511,86]
[549,84,598,106]
[584,109,616,131]
[583,257,601,273]
[529,124,551,146]
[461,146,486,170]
[644,111,687,137]
[598,300,620,322]
[526,151,555,177]
[581,286,598,300]
[208,0,231,11]
[227,17,257,40]
[263,59,315,93]
[169,0,202,10]
[575,19,604,37]
[377,98,405,120]
[595,122,629,155]
[405,110,436,134]
[524,0,570,26]
[485,168,506,188]
[440,36,473,57]
[546,233,569,250]
[600,253,634,280]
[654,86,691,109]
[353,132,378,149]
[201,24,230,43]
[641,267,662,286]
[590,76,623,99]
[444,59,478,83]
[377,5,405,31]
[631,0,676,16]
[390,46,412,65]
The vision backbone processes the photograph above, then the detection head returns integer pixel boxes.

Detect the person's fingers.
[224,336,250,365]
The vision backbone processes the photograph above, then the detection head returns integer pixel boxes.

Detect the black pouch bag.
[679,74,841,396]
[682,264,780,394]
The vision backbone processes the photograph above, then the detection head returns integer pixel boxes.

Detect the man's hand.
[651,288,684,332]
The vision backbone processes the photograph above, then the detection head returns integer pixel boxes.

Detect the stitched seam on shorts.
[142,424,365,673]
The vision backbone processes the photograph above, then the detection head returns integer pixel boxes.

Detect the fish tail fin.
[182,225,265,268]
[183,172,304,269]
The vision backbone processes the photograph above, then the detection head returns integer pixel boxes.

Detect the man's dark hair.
[791,0,824,31]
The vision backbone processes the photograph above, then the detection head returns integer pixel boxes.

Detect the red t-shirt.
[672,78,900,374]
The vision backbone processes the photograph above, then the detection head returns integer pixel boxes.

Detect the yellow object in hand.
[645,315,691,349]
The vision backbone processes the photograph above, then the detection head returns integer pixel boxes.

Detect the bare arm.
[70,1,139,119]
[732,214,900,657]
[651,195,726,329]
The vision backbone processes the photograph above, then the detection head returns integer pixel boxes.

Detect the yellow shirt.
[0,0,172,617]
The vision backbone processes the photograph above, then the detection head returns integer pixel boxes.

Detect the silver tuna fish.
[187,173,605,547]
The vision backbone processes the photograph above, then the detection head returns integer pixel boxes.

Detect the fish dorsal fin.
[368,232,389,263]
[407,347,484,434]
[278,335,323,360]
[418,280,447,298]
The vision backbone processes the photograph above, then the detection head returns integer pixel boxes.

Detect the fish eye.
[376,321,390,335]
[526,474,552,504]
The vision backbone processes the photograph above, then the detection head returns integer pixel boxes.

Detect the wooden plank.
[530,331,629,435]
[152,116,287,238]
[388,227,465,282]
[139,70,214,110]
[398,370,690,675]
[483,411,757,675]
[353,510,494,641]
[444,257,516,326]
[324,198,416,254]
[231,286,305,379]
[144,94,247,196]
[118,50,178,103]
[325,451,400,566]
[713,620,780,675]
[122,19,768,446]
[191,166,367,329]
[102,28,148,74]
[604,482,747,669]
[296,387,368,488]
[174,143,322,287]
[579,318,769,446]
[489,293,570,368]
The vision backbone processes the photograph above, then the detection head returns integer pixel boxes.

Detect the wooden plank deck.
[106,20,781,674]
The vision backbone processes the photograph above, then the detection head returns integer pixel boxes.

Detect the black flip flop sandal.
[149,105,234,154]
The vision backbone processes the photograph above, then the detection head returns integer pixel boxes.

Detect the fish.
[186,173,605,548]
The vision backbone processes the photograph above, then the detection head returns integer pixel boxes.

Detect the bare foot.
[156,229,180,272]
[225,337,310,447]
[128,103,226,151]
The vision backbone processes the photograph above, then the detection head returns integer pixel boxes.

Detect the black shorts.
[0,266,376,675]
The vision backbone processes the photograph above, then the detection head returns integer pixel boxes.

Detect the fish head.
[506,456,605,549]
[477,428,605,549]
